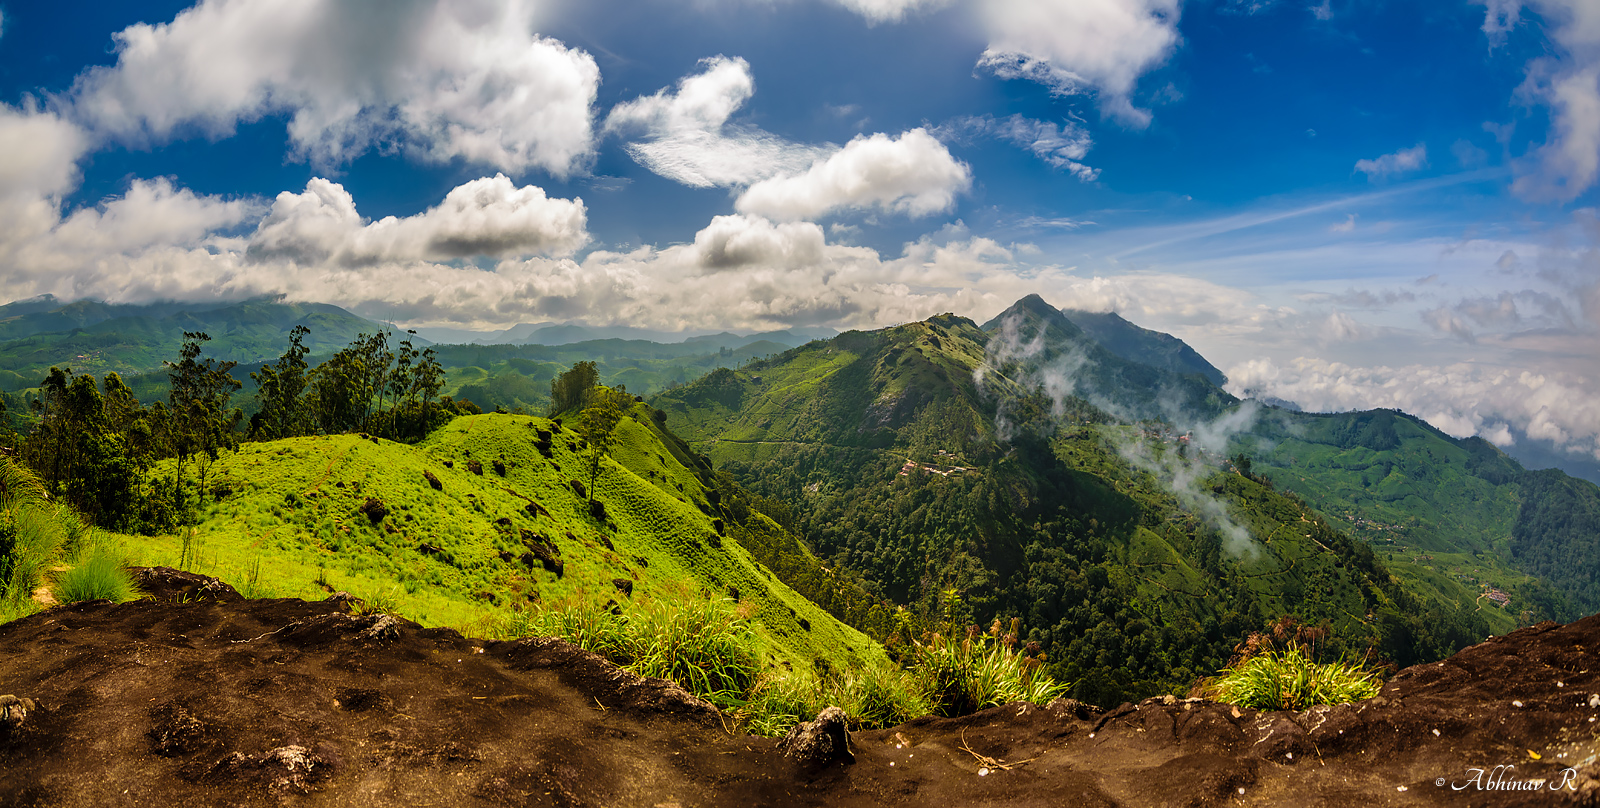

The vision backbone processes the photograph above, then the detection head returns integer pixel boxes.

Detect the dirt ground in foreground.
[1,567,1597,807]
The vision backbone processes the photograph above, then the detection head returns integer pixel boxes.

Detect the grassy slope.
[109,412,883,675]
[1234,409,1543,631]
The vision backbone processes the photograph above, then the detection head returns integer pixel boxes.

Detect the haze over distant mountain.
[1058,309,1227,387]
[413,323,837,348]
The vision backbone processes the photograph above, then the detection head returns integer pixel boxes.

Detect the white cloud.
[53,178,261,256]
[0,105,90,202]
[1318,311,1368,342]
[1330,213,1357,232]
[1229,356,1600,460]
[1354,143,1429,179]
[1479,1,1600,201]
[936,114,1099,181]
[248,175,588,265]
[975,0,1182,128]
[734,128,971,220]
[603,56,830,188]
[832,0,948,23]
[67,0,599,175]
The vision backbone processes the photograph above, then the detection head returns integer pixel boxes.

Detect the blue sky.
[1,0,1599,469]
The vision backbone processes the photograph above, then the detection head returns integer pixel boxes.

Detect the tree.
[550,361,599,415]
[249,324,311,440]
[166,332,241,519]
[577,384,634,508]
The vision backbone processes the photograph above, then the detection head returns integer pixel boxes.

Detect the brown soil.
[1,568,1597,807]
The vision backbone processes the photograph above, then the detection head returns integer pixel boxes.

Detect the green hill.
[1058,308,1227,386]
[109,410,883,675]
[1233,406,1593,622]
[980,294,1236,422]
[0,298,385,387]
[652,302,1490,705]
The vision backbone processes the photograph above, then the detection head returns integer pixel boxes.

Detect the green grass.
[503,592,761,708]
[912,618,1070,717]
[106,411,886,676]
[1205,643,1382,711]
[53,543,141,604]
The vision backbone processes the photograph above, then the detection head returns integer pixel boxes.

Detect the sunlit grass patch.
[1205,643,1382,711]
[53,542,141,604]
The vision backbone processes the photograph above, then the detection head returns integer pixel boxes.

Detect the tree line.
[3,327,473,533]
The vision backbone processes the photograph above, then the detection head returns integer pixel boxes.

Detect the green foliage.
[167,331,243,518]
[577,383,633,504]
[53,542,141,604]
[0,455,72,619]
[912,616,1068,717]
[1510,469,1600,616]
[549,360,599,415]
[249,324,311,441]
[1205,640,1382,711]
[509,594,761,708]
[654,313,1497,707]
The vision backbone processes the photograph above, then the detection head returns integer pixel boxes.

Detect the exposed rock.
[208,744,331,795]
[423,470,442,490]
[780,707,854,766]
[358,498,388,524]
[356,614,400,643]
[0,694,36,735]
[130,566,243,603]
[493,460,507,476]
[467,459,483,476]
[612,578,634,597]
[570,479,586,499]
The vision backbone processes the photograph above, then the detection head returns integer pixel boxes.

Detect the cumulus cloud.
[734,128,971,220]
[935,114,1099,181]
[66,0,599,175]
[975,0,1182,128]
[248,175,588,265]
[1228,356,1600,460]
[603,56,830,188]
[1478,1,1600,201]
[0,105,91,202]
[1354,143,1428,179]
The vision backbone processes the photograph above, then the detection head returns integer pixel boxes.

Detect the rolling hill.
[108,409,883,675]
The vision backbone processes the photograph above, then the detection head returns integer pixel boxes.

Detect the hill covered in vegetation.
[650,299,1494,705]
[108,410,883,675]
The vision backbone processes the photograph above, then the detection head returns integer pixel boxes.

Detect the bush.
[911,618,1068,716]
[54,543,141,604]
[508,594,761,709]
[1204,643,1382,711]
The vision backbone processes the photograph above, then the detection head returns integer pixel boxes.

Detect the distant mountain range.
[412,322,837,347]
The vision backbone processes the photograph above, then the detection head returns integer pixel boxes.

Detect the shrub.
[54,543,141,604]
[911,618,1068,716]
[506,595,760,709]
[1205,643,1382,711]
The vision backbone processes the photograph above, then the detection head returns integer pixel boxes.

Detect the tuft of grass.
[912,618,1069,717]
[1205,642,1382,711]
[354,585,406,616]
[54,543,141,604]
[507,594,761,709]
